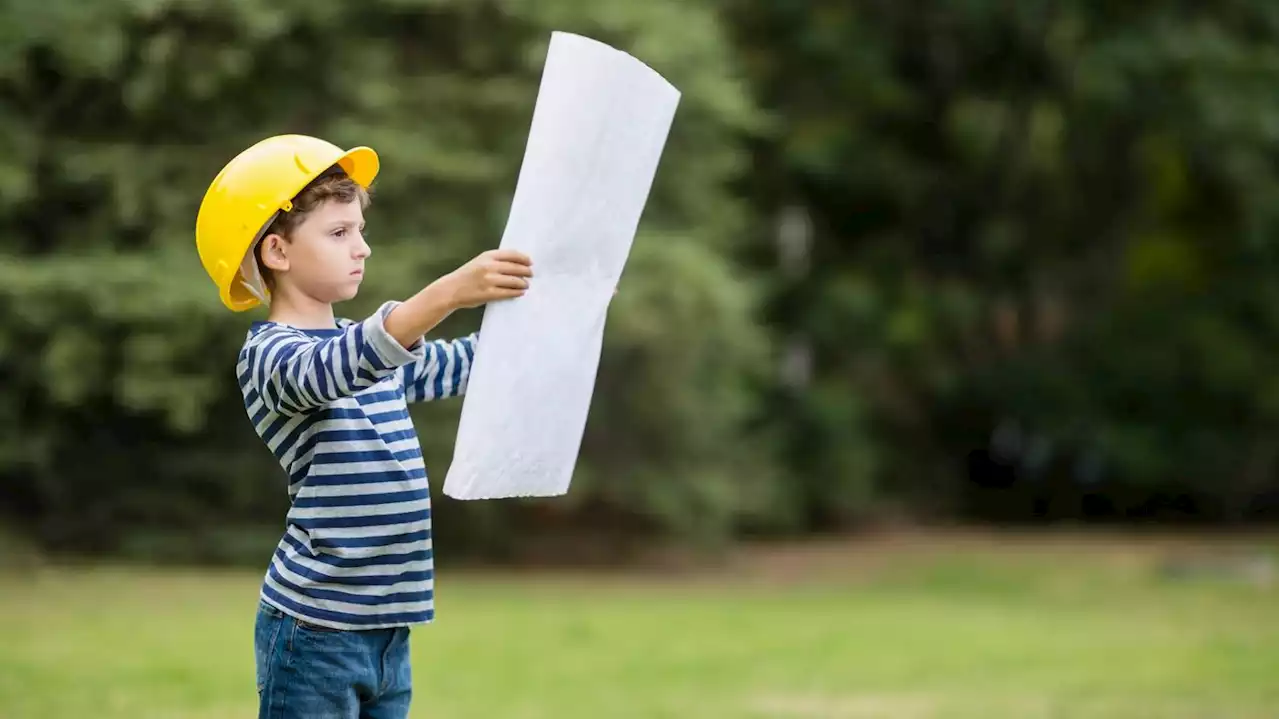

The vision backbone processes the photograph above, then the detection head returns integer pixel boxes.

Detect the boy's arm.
[245,248,531,415]
[403,332,478,403]
[390,248,530,403]
[243,302,425,417]
[382,248,530,346]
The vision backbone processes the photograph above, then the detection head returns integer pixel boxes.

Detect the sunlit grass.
[0,533,1274,718]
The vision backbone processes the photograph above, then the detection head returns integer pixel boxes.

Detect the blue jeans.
[255,600,413,719]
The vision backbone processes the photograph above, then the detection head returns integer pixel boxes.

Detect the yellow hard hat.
[195,134,379,312]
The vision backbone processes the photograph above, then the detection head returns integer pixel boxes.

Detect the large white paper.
[442,32,681,500]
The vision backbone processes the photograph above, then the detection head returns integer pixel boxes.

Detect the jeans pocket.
[296,619,344,633]
[258,600,285,619]
[254,604,285,694]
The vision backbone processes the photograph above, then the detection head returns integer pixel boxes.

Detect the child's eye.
[332,228,347,238]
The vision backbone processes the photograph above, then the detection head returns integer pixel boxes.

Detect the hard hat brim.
[336,146,380,189]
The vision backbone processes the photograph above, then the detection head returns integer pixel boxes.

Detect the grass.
[0,531,1274,718]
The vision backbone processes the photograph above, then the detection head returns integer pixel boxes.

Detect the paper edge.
[550,31,682,101]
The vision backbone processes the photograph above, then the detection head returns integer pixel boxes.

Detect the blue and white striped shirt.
[237,301,475,630]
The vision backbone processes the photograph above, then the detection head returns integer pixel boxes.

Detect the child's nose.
[354,235,372,259]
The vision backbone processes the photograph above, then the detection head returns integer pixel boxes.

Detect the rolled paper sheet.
[443,32,681,500]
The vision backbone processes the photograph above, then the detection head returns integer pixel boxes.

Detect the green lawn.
[0,533,1274,718]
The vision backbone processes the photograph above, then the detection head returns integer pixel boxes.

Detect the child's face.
[274,199,370,304]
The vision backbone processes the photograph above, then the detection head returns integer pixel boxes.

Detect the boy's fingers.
[489,287,526,300]
[491,261,533,278]
[491,249,532,265]
[487,273,529,290]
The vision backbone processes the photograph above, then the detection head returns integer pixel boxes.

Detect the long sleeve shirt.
[236,301,475,629]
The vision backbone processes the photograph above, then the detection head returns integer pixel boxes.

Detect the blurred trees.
[725,0,1277,525]
[0,0,1273,561]
[0,0,772,558]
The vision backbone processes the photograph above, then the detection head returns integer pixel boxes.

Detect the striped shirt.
[236,300,475,630]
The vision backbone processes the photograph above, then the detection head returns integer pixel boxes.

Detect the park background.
[0,1,1275,717]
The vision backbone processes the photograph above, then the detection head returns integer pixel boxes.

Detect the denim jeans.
[255,600,413,719]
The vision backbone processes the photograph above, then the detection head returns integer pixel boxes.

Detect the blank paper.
[442,32,681,500]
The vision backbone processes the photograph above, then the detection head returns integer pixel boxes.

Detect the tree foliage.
[0,0,771,557]
[726,0,1277,522]
[0,0,1273,561]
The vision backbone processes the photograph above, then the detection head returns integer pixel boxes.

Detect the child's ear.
[260,233,290,273]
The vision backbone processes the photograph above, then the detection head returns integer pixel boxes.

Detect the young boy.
[195,134,533,718]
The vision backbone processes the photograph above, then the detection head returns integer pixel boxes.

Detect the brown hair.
[256,168,372,288]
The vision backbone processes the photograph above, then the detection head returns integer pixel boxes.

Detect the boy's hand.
[385,250,532,349]
[442,249,534,309]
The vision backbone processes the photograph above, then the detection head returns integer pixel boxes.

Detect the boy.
[195,134,533,718]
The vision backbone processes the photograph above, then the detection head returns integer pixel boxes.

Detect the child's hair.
[256,167,372,288]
